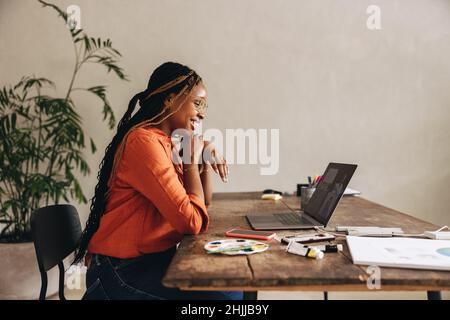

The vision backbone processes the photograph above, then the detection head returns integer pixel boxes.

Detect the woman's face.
[167,82,207,134]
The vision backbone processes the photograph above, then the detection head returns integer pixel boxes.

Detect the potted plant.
[0,0,127,299]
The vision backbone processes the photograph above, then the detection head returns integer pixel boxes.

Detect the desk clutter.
[206,224,450,272]
[204,230,343,260]
[204,229,341,258]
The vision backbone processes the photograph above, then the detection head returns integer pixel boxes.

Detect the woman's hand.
[202,140,228,182]
[189,134,204,164]
[181,134,205,203]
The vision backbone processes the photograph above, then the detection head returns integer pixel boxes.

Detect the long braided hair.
[73,62,202,264]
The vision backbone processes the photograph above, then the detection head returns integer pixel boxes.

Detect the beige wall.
[1,0,449,227]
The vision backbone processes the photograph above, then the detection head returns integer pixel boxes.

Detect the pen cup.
[296,184,309,197]
[300,186,316,210]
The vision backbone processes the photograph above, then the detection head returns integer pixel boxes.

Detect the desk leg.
[427,291,442,300]
[243,291,258,300]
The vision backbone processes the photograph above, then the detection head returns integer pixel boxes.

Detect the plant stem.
[46,41,81,205]
[32,89,43,209]
[65,41,80,101]
[0,223,13,238]
[4,179,16,202]
[36,87,42,172]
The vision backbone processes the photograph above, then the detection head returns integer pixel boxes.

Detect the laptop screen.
[304,163,357,226]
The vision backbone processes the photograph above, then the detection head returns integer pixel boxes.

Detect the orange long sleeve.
[88,127,209,259]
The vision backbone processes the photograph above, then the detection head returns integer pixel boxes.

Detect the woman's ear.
[164,93,176,107]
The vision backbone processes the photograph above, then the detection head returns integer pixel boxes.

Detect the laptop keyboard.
[274,213,313,226]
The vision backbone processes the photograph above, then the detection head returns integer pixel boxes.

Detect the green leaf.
[72,29,82,39]
[83,34,91,52]
[11,113,16,129]
[90,137,97,153]
[84,86,116,129]
[38,1,68,23]
[23,77,54,92]
[94,56,128,80]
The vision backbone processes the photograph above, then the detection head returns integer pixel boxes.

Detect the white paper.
[344,187,361,196]
[346,236,450,271]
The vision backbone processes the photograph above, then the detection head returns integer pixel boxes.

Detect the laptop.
[246,163,358,230]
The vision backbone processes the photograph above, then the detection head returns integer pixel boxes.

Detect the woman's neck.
[152,122,171,136]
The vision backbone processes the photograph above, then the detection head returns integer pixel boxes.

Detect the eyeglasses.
[182,91,208,113]
[193,98,208,113]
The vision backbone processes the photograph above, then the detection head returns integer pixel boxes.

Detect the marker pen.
[310,244,343,253]
[286,241,324,260]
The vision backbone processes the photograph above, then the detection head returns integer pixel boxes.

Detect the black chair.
[31,204,82,300]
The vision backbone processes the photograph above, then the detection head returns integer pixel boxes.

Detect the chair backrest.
[31,204,82,299]
[31,204,82,272]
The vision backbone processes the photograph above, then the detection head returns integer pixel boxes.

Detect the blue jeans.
[83,246,243,300]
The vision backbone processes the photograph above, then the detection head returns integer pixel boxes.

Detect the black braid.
[73,62,202,264]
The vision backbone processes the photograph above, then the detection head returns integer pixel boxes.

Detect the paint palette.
[204,239,269,255]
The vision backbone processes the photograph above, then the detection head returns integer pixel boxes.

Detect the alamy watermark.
[366,265,381,289]
[366,5,381,30]
[172,128,280,176]
[66,5,81,31]
[66,264,87,290]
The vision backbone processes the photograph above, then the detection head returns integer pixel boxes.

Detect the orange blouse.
[88,127,209,259]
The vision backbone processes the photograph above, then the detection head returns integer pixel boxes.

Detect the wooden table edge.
[171,285,450,292]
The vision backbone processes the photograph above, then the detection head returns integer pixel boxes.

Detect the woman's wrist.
[188,154,201,165]
[183,163,200,172]
[182,163,204,202]
[199,163,210,174]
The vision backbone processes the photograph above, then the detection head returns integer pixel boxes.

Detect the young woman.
[74,62,242,300]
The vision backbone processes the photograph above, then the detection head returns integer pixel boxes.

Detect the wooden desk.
[162,192,450,299]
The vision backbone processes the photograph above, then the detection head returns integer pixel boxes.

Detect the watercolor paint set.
[204,239,269,255]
